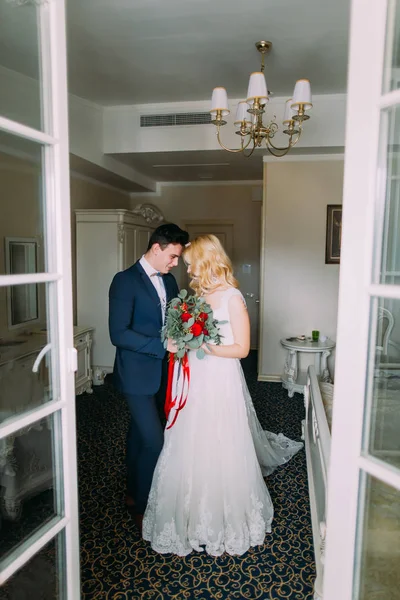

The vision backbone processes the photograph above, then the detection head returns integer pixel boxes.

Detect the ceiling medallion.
[210,41,312,157]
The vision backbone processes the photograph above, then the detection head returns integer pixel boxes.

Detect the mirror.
[5,237,39,328]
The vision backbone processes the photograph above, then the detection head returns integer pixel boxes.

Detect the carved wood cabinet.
[75,209,156,377]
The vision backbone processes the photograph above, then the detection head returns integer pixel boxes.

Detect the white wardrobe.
[75,209,156,380]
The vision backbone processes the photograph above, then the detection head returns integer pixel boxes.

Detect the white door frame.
[0,0,79,596]
[324,0,400,598]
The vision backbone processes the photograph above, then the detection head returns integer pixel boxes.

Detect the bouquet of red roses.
[161,289,225,360]
[161,289,225,428]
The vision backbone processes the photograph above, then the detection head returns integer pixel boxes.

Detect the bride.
[143,234,303,556]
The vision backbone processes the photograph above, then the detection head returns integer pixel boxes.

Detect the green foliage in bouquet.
[161,289,226,360]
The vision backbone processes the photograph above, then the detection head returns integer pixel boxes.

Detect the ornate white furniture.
[73,326,94,396]
[0,326,93,523]
[280,337,336,397]
[303,365,331,600]
[75,208,159,380]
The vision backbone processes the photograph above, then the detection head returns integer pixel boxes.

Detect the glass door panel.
[0,532,66,599]
[379,106,400,285]
[0,1,45,131]
[355,475,400,598]
[0,282,58,425]
[0,411,64,562]
[365,297,400,469]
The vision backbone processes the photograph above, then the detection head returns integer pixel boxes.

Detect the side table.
[280,337,336,397]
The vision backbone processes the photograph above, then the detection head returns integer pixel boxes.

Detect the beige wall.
[0,152,129,339]
[259,160,345,379]
[132,184,263,347]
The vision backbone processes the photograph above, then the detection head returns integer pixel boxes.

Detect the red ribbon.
[165,352,190,429]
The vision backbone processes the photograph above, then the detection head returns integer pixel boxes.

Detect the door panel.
[324,1,400,598]
[0,0,79,594]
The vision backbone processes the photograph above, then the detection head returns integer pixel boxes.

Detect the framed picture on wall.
[325,205,342,264]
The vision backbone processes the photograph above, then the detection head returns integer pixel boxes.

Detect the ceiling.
[0,0,350,186]
[66,0,350,105]
[0,0,350,106]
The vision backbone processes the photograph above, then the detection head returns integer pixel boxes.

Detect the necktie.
[151,272,166,321]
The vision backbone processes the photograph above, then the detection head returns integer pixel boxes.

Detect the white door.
[324,1,400,598]
[0,0,79,597]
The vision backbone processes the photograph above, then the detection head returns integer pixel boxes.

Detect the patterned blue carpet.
[0,352,315,599]
[77,352,315,599]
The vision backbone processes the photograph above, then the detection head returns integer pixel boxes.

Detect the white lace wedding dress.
[143,287,303,556]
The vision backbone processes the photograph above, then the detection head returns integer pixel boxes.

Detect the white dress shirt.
[139,255,167,322]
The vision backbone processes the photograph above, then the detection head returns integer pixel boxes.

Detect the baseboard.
[257,374,282,382]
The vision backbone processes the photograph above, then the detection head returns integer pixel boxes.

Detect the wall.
[104,94,347,154]
[131,183,263,347]
[0,151,130,339]
[259,159,345,380]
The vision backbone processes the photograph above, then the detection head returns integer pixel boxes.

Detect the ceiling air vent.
[140,112,212,128]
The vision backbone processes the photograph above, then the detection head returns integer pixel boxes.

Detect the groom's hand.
[167,339,178,353]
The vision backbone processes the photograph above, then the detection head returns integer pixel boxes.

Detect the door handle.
[255,299,260,304]
[32,343,52,373]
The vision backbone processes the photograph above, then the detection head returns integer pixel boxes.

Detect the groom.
[108,223,189,532]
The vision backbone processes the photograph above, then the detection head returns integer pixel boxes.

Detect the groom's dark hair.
[147,223,189,251]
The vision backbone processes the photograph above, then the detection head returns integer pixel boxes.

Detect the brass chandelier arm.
[242,140,257,158]
[266,145,292,158]
[216,127,253,153]
[266,127,302,152]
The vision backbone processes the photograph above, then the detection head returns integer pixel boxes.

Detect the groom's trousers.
[125,393,164,514]
[124,360,168,514]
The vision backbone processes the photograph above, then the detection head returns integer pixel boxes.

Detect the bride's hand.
[201,342,212,355]
[167,339,178,353]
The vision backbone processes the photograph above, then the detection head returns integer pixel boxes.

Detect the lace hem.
[143,514,273,557]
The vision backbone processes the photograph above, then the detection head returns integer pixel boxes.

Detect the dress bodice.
[205,287,246,346]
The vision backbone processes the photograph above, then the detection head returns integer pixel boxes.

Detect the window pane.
[379,107,400,285]
[0,412,64,562]
[0,1,43,131]
[364,298,400,470]
[383,0,400,93]
[0,531,66,599]
[0,130,60,278]
[355,474,400,599]
[0,283,58,425]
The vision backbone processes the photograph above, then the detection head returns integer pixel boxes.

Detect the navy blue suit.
[109,261,179,513]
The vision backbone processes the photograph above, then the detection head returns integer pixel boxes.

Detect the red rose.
[191,323,203,336]
[181,312,191,322]
[181,302,188,311]
[198,312,208,321]
[203,328,209,336]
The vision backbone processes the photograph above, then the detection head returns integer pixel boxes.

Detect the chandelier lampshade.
[246,72,269,105]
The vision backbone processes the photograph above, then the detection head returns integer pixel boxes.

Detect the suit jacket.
[108,261,179,395]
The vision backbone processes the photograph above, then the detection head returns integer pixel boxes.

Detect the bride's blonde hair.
[183,234,239,295]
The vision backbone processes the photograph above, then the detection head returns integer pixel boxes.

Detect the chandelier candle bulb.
[283,98,296,124]
[234,101,251,126]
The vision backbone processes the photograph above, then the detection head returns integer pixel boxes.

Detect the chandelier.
[210,41,312,158]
